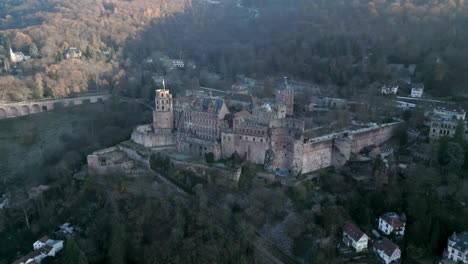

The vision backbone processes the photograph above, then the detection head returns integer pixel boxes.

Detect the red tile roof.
[37,235,49,243]
[373,237,399,257]
[381,213,405,229]
[343,222,367,241]
[12,249,42,264]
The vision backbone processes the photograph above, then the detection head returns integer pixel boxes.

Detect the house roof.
[373,237,399,257]
[37,235,49,243]
[449,231,468,252]
[380,213,405,229]
[234,110,251,118]
[226,93,253,104]
[192,98,226,114]
[12,249,43,264]
[343,222,367,241]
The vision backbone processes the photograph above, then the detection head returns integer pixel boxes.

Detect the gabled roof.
[12,249,43,264]
[234,110,251,118]
[449,231,468,252]
[373,237,399,257]
[343,222,367,241]
[192,98,226,114]
[380,213,405,229]
[37,235,49,243]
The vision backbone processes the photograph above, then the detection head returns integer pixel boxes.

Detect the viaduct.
[0,94,111,120]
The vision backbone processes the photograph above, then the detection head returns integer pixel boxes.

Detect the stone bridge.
[0,94,111,120]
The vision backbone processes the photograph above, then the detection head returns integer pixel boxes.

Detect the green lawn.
[0,101,150,191]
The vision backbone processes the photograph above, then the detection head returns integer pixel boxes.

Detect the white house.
[44,239,64,256]
[10,48,30,63]
[410,83,424,98]
[342,222,370,252]
[445,231,468,263]
[381,84,399,95]
[172,60,184,68]
[373,237,401,264]
[33,236,49,250]
[378,212,406,236]
[33,236,63,255]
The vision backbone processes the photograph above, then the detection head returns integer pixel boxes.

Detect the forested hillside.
[0,0,189,101]
[1,0,468,101]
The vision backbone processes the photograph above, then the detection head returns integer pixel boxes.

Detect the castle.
[131,85,400,176]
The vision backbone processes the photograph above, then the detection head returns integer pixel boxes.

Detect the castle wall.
[301,140,334,174]
[221,132,269,164]
[87,147,135,175]
[131,125,175,148]
[350,123,400,153]
[153,110,174,129]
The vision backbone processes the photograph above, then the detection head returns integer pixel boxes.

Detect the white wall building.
[445,231,468,264]
[410,83,424,98]
[342,222,369,252]
[382,84,399,95]
[373,238,401,264]
[378,212,406,236]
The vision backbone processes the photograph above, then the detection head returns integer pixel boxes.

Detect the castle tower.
[153,87,174,130]
[276,89,295,116]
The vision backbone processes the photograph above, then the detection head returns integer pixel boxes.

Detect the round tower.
[153,88,174,130]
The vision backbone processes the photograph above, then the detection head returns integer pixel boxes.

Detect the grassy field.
[0,101,150,191]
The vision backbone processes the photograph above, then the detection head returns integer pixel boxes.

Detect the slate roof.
[343,222,367,241]
[449,231,468,252]
[37,236,49,243]
[192,98,225,114]
[373,237,399,257]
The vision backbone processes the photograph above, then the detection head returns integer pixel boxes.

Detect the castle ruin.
[131,86,400,176]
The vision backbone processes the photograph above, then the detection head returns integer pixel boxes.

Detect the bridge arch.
[32,104,41,113]
[9,107,19,117]
[0,108,6,119]
[20,105,30,115]
[42,105,48,111]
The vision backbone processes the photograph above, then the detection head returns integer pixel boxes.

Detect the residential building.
[429,108,466,141]
[12,250,46,264]
[10,48,30,63]
[381,84,399,95]
[445,231,468,264]
[64,47,82,60]
[172,60,184,68]
[373,237,401,264]
[342,222,370,252]
[33,236,49,250]
[378,212,406,236]
[410,83,424,98]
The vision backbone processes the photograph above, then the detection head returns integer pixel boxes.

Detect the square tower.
[153,89,174,130]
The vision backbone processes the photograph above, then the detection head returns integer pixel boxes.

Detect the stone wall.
[0,94,110,120]
[87,147,135,175]
[131,125,176,148]
[350,123,400,153]
[169,158,242,186]
[221,131,269,164]
[301,140,334,174]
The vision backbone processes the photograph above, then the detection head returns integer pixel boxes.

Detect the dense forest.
[1,0,468,101]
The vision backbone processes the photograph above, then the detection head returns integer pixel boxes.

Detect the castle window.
[162,106,165,110]
[157,106,159,110]
[260,139,263,142]
[253,138,256,141]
